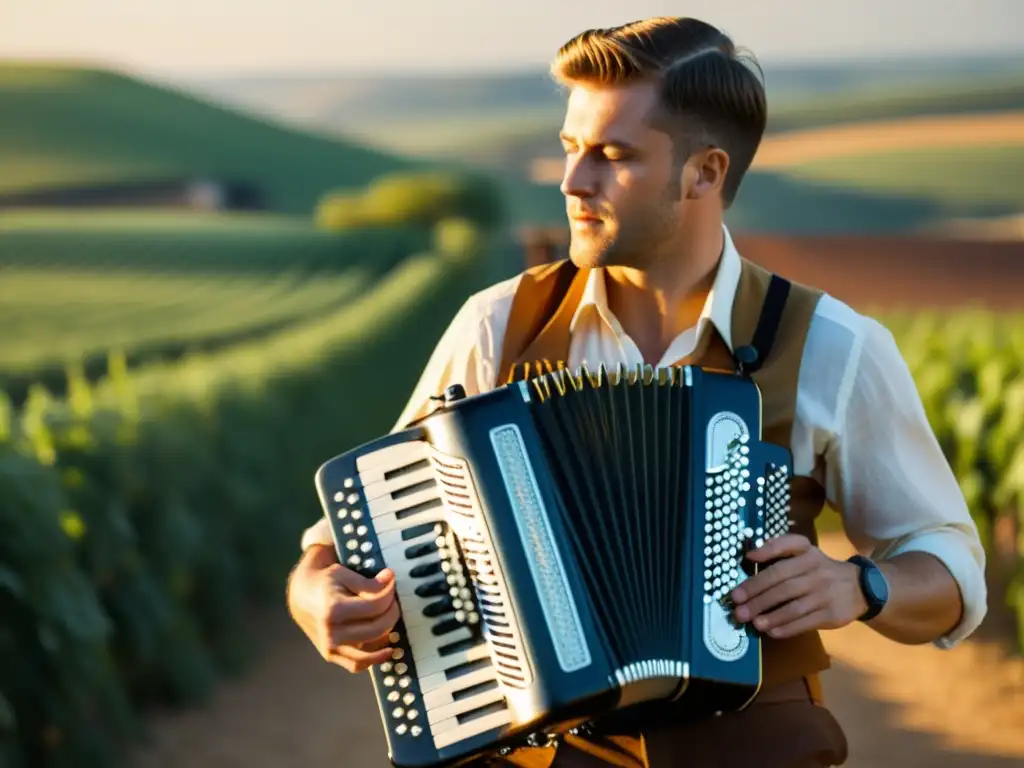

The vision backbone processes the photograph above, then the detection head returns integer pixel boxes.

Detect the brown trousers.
[476,676,848,768]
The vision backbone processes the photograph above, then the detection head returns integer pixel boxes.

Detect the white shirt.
[302,225,987,650]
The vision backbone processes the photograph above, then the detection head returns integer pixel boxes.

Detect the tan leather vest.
[480,257,847,767]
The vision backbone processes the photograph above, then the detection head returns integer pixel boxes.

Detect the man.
[287,17,987,768]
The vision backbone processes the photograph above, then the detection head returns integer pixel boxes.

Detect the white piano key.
[368,487,443,519]
[405,623,473,662]
[396,579,447,600]
[359,465,435,503]
[377,521,444,553]
[379,534,441,564]
[412,641,491,678]
[427,687,506,726]
[396,605,450,631]
[371,506,441,535]
[355,441,429,474]
[387,552,442,587]
[431,708,513,750]
[421,666,498,706]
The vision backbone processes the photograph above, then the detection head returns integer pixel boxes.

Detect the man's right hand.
[287,544,401,673]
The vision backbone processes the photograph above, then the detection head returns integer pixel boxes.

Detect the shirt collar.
[569,223,742,351]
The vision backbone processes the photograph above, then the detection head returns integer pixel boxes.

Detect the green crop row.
[0,236,494,767]
[885,309,1024,652]
[0,210,439,405]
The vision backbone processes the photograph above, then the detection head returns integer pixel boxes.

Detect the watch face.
[865,567,889,601]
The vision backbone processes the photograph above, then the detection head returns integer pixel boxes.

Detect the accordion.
[315,364,793,767]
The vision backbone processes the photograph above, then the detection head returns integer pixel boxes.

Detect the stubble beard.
[569,198,679,272]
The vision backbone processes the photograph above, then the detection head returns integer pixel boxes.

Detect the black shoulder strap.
[734,274,791,375]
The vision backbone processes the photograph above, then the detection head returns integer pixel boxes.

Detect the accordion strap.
[499,259,584,385]
[733,273,791,376]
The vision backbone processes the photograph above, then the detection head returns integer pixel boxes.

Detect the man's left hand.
[729,534,869,638]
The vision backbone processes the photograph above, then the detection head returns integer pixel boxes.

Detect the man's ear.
[684,147,730,200]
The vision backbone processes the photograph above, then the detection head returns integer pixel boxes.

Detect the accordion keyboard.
[323,437,514,758]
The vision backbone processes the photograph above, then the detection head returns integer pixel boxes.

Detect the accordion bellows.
[316,364,793,767]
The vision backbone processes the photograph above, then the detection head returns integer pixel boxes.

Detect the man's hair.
[550,17,767,206]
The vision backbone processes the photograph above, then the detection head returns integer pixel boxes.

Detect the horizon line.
[4,47,1024,82]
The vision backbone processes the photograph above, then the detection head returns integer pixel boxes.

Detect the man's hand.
[287,545,401,672]
[729,534,868,639]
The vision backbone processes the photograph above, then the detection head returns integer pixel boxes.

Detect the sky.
[2,0,1021,77]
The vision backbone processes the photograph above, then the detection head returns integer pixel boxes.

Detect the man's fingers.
[326,585,396,625]
[329,565,395,598]
[731,551,815,604]
[325,643,394,672]
[329,600,401,647]
[748,589,823,630]
[359,631,394,653]
[733,575,815,624]
[759,607,833,639]
[745,534,812,563]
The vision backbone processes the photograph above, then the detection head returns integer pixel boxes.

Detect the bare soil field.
[733,233,1024,312]
[752,112,1024,169]
[524,231,1024,312]
[128,533,1024,768]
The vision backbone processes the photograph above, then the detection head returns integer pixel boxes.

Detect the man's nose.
[560,154,598,199]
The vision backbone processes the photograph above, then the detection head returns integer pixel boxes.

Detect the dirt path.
[129,533,1024,768]
[752,111,1024,169]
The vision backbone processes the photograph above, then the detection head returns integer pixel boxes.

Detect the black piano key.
[438,636,480,656]
[401,521,437,541]
[409,561,443,579]
[423,597,455,618]
[405,540,439,559]
[432,617,464,636]
[414,579,449,598]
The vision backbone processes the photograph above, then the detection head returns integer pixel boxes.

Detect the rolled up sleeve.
[825,317,988,648]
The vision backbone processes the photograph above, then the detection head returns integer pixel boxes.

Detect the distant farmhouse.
[0,177,264,212]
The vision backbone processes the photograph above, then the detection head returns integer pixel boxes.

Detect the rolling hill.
[0,62,564,225]
[0,63,414,215]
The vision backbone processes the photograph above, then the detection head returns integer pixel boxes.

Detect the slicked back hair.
[551,17,767,206]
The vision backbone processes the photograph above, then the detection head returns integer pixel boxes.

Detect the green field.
[0,207,442,404]
[765,77,1024,132]
[0,209,430,271]
[776,144,1024,212]
[0,265,370,372]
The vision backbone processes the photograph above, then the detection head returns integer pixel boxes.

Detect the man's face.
[558,81,684,270]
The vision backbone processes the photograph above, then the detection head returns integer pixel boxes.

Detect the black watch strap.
[848,554,889,622]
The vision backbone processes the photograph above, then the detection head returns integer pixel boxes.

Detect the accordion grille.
[429,448,534,689]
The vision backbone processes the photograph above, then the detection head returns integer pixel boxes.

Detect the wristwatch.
[847,554,889,621]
